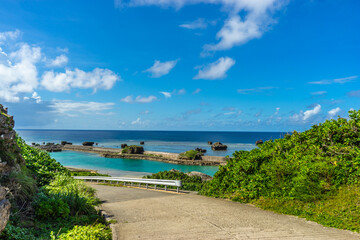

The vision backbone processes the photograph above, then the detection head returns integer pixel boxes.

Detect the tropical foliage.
[145,170,204,191]
[200,110,360,231]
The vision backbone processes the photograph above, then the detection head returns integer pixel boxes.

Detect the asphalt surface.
[90,184,360,240]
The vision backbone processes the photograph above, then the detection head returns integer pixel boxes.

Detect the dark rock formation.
[186,171,213,181]
[195,148,207,153]
[121,144,128,149]
[211,142,228,151]
[36,143,62,152]
[208,141,212,145]
[255,139,263,145]
[82,141,94,146]
[140,141,145,145]
[122,145,144,154]
[0,104,26,233]
[61,141,72,145]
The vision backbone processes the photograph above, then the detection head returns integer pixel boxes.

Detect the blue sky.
[0,0,359,131]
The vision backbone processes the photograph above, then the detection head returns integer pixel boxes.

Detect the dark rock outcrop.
[122,145,144,154]
[140,141,145,145]
[82,141,94,146]
[121,144,128,149]
[61,141,72,145]
[195,148,207,153]
[255,139,263,145]
[208,141,212,145]
[36,143,62,152]
[211,142,228,151]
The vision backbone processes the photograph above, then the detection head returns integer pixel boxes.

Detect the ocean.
[17,130,286,176]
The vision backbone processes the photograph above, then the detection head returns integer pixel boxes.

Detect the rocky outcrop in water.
[211,142,227,151]
[122,145,144,154]
[82,141,95,146]
[255,140,263,145]
[36,142,62,152]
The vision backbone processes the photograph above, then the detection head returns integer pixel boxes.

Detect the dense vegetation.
[200,110,360,232]
[179,150,203,160]
[1,137,111,240]
[145,170,204,191]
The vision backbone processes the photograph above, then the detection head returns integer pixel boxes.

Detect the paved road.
[91,184,360,240]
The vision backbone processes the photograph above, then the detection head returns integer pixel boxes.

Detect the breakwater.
[62,144,228,166]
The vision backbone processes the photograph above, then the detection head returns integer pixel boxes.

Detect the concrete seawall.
[62,145,228,166]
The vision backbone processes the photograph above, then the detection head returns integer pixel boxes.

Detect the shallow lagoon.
[51,150,220,177]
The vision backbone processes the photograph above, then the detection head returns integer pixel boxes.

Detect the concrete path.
[91,184,360,240]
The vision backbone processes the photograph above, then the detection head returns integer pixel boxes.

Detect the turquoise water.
[50,151,219,177]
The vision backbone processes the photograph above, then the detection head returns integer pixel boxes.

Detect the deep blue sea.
[16,130,286,177]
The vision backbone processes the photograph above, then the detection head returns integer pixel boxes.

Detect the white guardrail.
[73,176,182,193]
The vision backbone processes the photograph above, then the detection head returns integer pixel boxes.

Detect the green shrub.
[35,192,70,220]
[53,224,112,240]
[16,136,69,186]
[145,170,204,191]
[179,150,203,160]
[200,110,360,232]
[1,224,37,240]
[44,174,100,215]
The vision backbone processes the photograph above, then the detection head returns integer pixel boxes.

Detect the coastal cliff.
[0,104,25,233]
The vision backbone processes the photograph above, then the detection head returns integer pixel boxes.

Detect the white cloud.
[160,91,172,98]
[328,107,341,118]
[0,29,20,43]
[237,86,276,94]
[303,104,321,120]
[311,91,327,96]
[144,59,178,78]
[275,107,280,115]
[47,54,68,67]
[178,88,186,95]
[308,76,357,85]
[116,0,286,52]
[140,110,150,115]
[192,88,201,94]
[194,57,235,80]
[31,92,41,103]
[121,95,157,103]
[49,100,114,116]
[41,68,119,92]
[291,104,321,122]
[179,18,207,29]
[0,43,41,102]
[0,30,120,102]
[131,117,149,126]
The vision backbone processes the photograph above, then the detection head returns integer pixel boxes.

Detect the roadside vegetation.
[199,110,360,232]
[0,137,112,240]
[145,170,204,191]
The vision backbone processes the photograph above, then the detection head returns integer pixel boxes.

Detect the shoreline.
[61,144,228,166]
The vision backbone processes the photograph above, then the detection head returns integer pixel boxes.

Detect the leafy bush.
[200,110,360,231]
[145,170,204,191]
[35,192,70,220]
[16,136,69,186]
[52,224,112,240]
[44,174,100,215]
[179,150,203,160]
